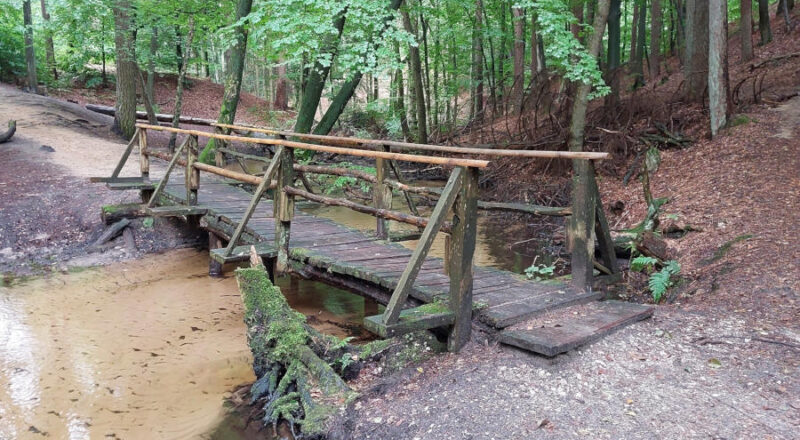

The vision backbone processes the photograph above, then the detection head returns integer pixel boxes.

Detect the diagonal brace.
[146,136,190,208]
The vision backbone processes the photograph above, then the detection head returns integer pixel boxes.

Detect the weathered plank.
[479,287,603,329]
[364,305,454,338]
[499,301,654,356]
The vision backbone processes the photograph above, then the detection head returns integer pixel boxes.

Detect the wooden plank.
[185,135,199,205]
[382,167,464,325]
[374,145,392,239]
[107,180,156,191]
[145,206,208,217]
[479,288,604,329]
[139,128,149,179]
[364,305,455,338]
[274,141,294,274]
[590,162,619,275]
[498,301,654,356]
[210,242,277,264]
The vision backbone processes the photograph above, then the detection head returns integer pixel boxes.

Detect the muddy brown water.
[0,248,376,439]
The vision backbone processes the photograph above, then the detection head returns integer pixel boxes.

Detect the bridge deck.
[158,178,601,329]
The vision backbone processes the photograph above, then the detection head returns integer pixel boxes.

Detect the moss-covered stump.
[236,266,357,437]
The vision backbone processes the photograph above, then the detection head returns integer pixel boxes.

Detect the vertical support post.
[208,232,223,277]
[138,127,149,179]
[138,127,153,202]
[214,127,226,167]
[274,136,294,275]
[374,145,392,239]
[443,233,451,276]
[447,166,479,353]
[569,159,596,290]
[185,135,199,205]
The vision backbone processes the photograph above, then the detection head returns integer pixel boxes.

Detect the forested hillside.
[3,0,797,152]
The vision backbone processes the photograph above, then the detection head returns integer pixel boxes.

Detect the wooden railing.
[104,123,614,352]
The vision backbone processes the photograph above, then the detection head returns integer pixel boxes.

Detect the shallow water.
[0,248,377,439]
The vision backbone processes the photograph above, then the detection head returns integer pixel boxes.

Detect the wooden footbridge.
[92,123,653,356]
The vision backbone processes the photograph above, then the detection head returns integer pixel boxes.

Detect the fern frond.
[631,256,659,272]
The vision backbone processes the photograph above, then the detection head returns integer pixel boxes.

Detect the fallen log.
[91,218,131,248]
[0,120,16,143]
[85,104,219,126]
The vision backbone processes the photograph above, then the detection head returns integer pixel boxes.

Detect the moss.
[706,234,753,264]
[727,114,755,128]
[289,247,311,259]
[198,138,217,165]
[409,301,450,315]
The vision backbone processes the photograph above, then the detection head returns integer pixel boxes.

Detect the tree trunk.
[39,0,57,81]
[740,0,754,61]
[112,0,137,139]
[168,17,195,151]
[512,6,526,113]
[293,11,347,134]
[273,58,289,110]
[757,0,772,45]
[472,0,485,125]
[606,0,622,107]
[530,12,541,80]
[199,0,253,163]
[308,0,404,136]
[23,0,38,94]
[147,26,158,105]
[709,0,729,137]
[684,0,709,103]
[650,0,662,79]
[394,41,411,140]
[632,0,647,88]
[402,8,428,143]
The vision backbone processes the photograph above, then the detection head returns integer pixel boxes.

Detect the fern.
[648,260,681,302]
[630,256,658,272]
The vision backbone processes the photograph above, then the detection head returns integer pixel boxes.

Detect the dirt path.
[345,98,800,438]
[0,84,201,276]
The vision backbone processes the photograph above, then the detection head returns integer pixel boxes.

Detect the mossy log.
[0,120,16,143]
[236,258,364,438]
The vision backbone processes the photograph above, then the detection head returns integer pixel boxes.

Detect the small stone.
[371,417,382,424]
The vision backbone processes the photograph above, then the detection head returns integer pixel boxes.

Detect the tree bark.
[632,0,647,88]
[112,0,137,139]
[472,0,485,125]
[757,0,772,45]
[512,6,526,113]
[23,0,38,94]
[147,26,158,105]
[740,0,754,61]
[39,0,57,81]
[650,0,662,78]
[168,17,195,151]
[684,0,709,103]
[199,0,253,163]
[709,0,729,137]
[293,10,347,134]
[606,0,621,108]
[402,7,428,143]
[273,58,289,110]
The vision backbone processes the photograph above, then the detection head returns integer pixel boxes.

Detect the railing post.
[447,166,478,353]
[274,136,294,275]
[138,127,149,179]
[374,145,392,239]
[569,159,596,290]
[186,135,199,205]
[214,127,226,167]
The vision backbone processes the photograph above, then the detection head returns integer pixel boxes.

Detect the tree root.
[0,120,16,144]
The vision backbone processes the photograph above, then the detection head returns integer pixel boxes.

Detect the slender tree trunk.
[632,0,647,88]
[684,0,709,102]
[631,2,639,65]
[472,0,485,125]
[199,0,253,162]
[650,0,662,78]
[530,12,541,80]
[39,0,57,81]
[293,11,347,134]
[394,42,411,140]
[112,0,137,139]
[512,6,526,113]
[169,17,195,151]
[23,0,38,94]
[757,0,772,44]
[147,26,158,105]
[273,58,289,110]
[311,0,404,136]
[709,0,729,137]
[402,8,427,143]
[498,1,507,103]
[606,0,621,107]
[778,0,792,29]
[741,0,754,61]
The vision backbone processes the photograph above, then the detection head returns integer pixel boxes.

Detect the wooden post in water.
[447,167,479,352]
[274,136,294,275]
[186,135,200,205]
[569,160,596,290]
[374,145,392,239]
[208,232,224,277]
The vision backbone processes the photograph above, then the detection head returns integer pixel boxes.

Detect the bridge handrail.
[212,122,610,160]
[135,123,490,168]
